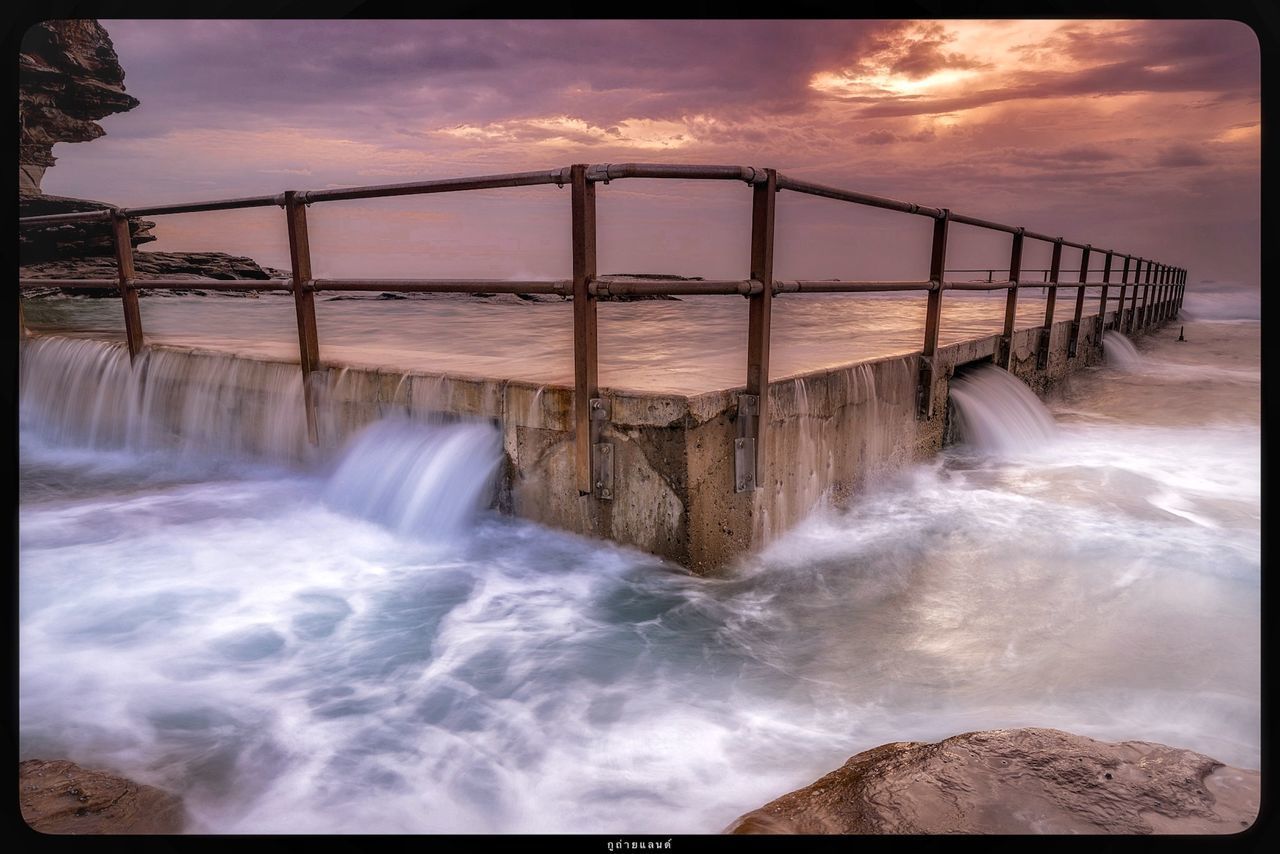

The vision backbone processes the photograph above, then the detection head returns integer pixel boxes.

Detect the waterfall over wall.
[1103,331,1145,371]
[324,418,502,539]
[948,364,1057,452]
[20,336,312,461]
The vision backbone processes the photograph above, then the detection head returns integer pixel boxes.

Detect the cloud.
[854,128,937,145]
[1154,144,1211,168]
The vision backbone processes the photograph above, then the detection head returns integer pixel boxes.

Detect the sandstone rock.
[19,21,139,188]
[728,728,1259,835]
[18,759,184,834]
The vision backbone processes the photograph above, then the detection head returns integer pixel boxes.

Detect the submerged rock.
[728,728,1259,835]
[18,759,185,834]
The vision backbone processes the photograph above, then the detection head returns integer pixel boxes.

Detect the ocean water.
[17,295,1259,834]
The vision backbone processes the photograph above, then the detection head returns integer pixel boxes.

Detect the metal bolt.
[595,480,603,489]
[602,445,610,454]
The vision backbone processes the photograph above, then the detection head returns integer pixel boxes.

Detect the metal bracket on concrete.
[592,442,614,500]
[916,358,935,420]
[589,397,613,500]
[995,335,1012,370]
[1067,321,1080,358]
[1036,329,1051,370]
[735,394,759,493]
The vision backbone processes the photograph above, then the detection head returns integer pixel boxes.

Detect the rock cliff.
[17,20,276,286]
[18,20,138,193]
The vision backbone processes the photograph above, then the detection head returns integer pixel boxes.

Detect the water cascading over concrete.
[947,364,1057,453]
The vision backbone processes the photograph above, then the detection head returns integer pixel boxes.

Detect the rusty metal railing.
[18,162,1188,499]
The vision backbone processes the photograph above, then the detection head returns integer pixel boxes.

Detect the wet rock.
[728,728,1259,834]
[18,759,185,834]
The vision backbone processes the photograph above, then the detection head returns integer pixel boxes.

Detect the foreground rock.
[19,759,184,834]
[728,728,1259,835]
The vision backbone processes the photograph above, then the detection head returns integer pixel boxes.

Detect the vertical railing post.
[570,165,599,494]
[1131,257,1152,330]
[918,209,949,417]
[110,209,144,360]
[738,168,776,492]
[1069,244,1090,358]
[999,228,1023,370]
[569,164,599,497]
[1115,255,1130,332]
[1141,259,1153,328]
[1136,257,1146,330]
[1155,265,1163,322]
[1097,250,1113,339]
[1037,238,1062,369]
[284,190,321,445]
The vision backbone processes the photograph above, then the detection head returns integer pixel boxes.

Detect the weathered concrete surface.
[726,728,1259,835]
[21,305,1173,573]
[19,759,185,834]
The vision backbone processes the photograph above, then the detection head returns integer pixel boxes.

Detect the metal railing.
[18,162,1188,499]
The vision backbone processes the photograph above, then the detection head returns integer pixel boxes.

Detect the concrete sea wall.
[23,308,1169,573]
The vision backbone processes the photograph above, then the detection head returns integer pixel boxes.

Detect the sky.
[40,19,1261,287]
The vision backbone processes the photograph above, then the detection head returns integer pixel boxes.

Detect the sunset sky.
[41,19,1261,287]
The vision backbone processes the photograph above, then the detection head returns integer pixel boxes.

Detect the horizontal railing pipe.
[591,277,762,296]
[299,169,569,204]
[134,278,293,291]
[122,195,284,217]
[586,163,766,184]
[18,209,114,225]
[946,212,1020,235]
[20,278,117,290]
[19,277,292,291]
[775,174,946,219]
[942,280,1017,291]
[309,278,571,295]
[773,280,935,294]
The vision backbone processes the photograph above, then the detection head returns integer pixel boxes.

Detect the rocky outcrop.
[728,728,1259,835]
[19,20,139,193]
[19,759,184,834]
[23,252,289,296]
[19,193,156,263]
